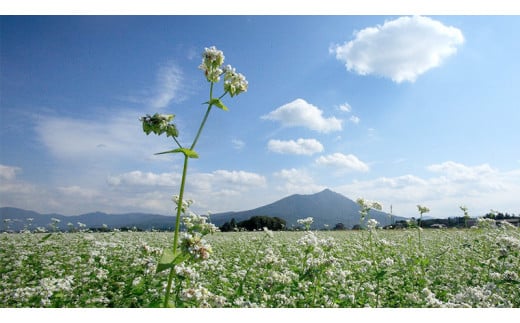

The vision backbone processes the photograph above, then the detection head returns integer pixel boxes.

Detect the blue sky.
[1,14,520,218]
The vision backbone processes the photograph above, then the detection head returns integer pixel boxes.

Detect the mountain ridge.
[0,189,404,231]
[210,189,403,229]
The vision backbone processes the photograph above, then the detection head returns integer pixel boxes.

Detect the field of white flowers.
[1,220,519,308]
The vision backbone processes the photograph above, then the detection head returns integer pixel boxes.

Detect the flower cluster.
[172,195,194,215]
[356,198,383,221]
[417,205,430,216]
[366,219,379,231]
[199,46,225,83]
[223,65,248,97]
[180,232,212,261]
[140,113,178,138]
[198,46,248,97]
[477,217,496,229]
[182,212,218,236]
[297,217,314,231]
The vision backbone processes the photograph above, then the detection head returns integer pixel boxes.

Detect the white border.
[1,308,517,323]
[1,0,520,15]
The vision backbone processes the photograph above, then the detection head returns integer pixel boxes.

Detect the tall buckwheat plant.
[140,46,247,307]
[416,205,430,250]
[356,198,382,261]
[460,205,470,228]
[356,198,382,229]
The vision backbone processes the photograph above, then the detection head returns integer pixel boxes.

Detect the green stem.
[162,81,223,307]
[162,82,218,307]
[173,136,183,149]
[191,82,214,150]
[418,215,422,251]
[163,154,189,308]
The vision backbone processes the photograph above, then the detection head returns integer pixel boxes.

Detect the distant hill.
[0,207,176,231]
[209,189,404,229]
[0,189,404,232]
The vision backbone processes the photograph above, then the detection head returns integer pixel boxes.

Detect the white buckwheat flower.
[199,46,225,83]
[297,217,314,230]
[366,219,379,231]
[223,65,248,97]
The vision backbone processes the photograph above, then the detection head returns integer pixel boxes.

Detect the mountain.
[209,189,404,229]
[0,207,176,232]
[0,189,404,232]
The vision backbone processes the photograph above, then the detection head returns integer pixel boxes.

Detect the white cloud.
[210,170,267,188]
[0,164,21,181]
[315,153,370,172]
[273,168,325,194]
[338,102,352,112]
[0,164,35,197]
[262,98,342,133]
[58,186,100,199]
[231,139,245,150]
[335,161,520,218]
[349,115,360,124]
[149,62,183,109]
[105,169,267,213]
[332,16,464,83]
[35,112,164,161]
[107,171,181,187]
[119,62,184,109]
[187,170,268,212]
[426,161,496,182]
[267,138,324,155]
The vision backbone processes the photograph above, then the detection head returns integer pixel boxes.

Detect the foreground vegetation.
[1,219,519,308]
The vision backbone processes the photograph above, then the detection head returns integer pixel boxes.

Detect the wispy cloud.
[349,116,360,124]
[0,164,34,196]
[107,171,181,187]
[273,168,324,194]
[267,138,324,155]
[231,139,245,150]
[149,62,184,109]
[332,16,464,83]
[208,170,266,188]
[335,161,520,218]
[57,186,100,199]
[262,98,342,133]
[426,161,496,182]
[120,62,184,109]
[315,153,370,172]
[35,111,162,161]
[338,102,352,112]
[106,168,267,213]
[0,164,21,181]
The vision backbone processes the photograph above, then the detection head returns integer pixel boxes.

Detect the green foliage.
[220,215,286,231]
[333,223,346,230]
[156,249,189,273]
[155,148,199,159]
[140,113,178,138]
[207,98,228,111]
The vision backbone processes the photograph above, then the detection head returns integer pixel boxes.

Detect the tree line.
[219,216,286,232]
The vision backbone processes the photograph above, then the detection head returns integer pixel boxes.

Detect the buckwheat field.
[1,219,519,308]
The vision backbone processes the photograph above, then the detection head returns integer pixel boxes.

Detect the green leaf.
[155,148,199,158]
[375,269,387,280]
[165,124,179,138]
[156,249,189,273]
[156,249,176,273]
[208,98,229,111]
[40,233,52,242]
